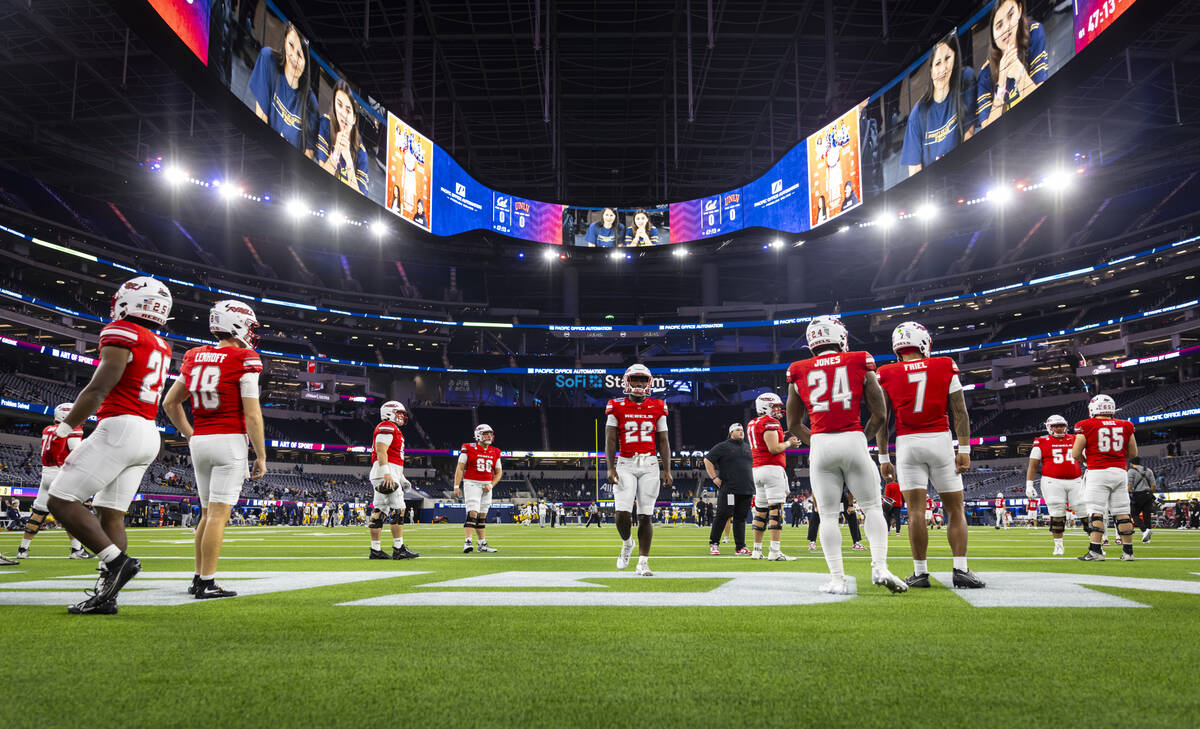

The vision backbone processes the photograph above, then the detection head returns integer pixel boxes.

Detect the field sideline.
[3,524,1197,728]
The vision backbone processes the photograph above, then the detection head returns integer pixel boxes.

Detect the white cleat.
[871,568,908,594]
[768,551,797,561]
[1120,552,1135,561]
[750,550,765,560]
[1141,530,1152,544]
[635,562,653,576]
[819,577,850,595]
[1052,543,1065,556]
[616,541,634,570]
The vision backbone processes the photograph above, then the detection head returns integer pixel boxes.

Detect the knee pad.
[1115,516,1134,535]
[768,511,782,531]
[1089,513,1106,533]
[474,517,487,530]
[368,510,385,529]
[1049,516,1065,535]
[388,510,404,526]
[30,508,48,519]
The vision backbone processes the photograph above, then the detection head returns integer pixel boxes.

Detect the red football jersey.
[994,497,1005,509]
[1027,498,1039,513]
[1074,417,1134,470]
[786,351,875,434]
[460,442,502,481]
[926,497,934,512]
[606,397,669,457]
[1031,434,1082,480]
[370,421,405,466]
[877,356,961,436]
[40,423,82,467]
[747,415,786,468]
[95,320,172,421]
[180,345,263,436]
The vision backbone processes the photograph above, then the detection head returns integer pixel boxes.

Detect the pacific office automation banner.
[740,143,809,234]
[386,112,434,231]
[807,106,862,229]
[147,0,210,65]
[432,148,489,236]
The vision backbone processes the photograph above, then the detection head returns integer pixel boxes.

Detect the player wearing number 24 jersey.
[47,276,174,614]
[1072,394,1138,562]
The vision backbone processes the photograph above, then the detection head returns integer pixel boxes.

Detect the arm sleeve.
[67,436,81,451]
[948,374,963,394]
[248,47,274,112]
[1029,446,1042,461]
[899,104,925,167]
[315,115,332,163]
[494,458,502,470]
[457,452,468,464]
[606,414,618,428]
[655,415,668,432]
[375,433,394,446]
[239,372,260,398]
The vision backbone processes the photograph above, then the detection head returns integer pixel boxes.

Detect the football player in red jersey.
[877,321,984,589]
[366,401,419,560]
[47,276,173,614]
[16,403,90,560]
[453,424,503,553]
[785,316,907,595]
[605,364,672,576]
[746,392,801,560]
[162,301,267,599]
[1072,394,1138,562]
[1026,415,1084,555]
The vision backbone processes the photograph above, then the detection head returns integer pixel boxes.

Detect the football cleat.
[195,582,237,599]
[808,541,817,551]
[617,541,634,570]
[1120,552,1135,562]
[768,551,797,561]
[635,562,653,576]
[1052,543,1065,556]
[819,577,850,595]
[16,547,29,560]
[1141,530,1152,544]
[851,542,866,551]
[69,549,94,560]
[187,576,200,595]
[67,596,118,615]
[392,545,419,559]
[709,544,720,555]
[721,536,729,544]
[735,547,751,555]
[95,556,140,602]
[952,569,986,588]
[368,549,390,560]
[872,568,909,594]
[477,545,497,553]
[904,573,932,588]
[750,550,765,560]
[1078,550,1105,562]
[0,554,17,566]
[463,544,474,554]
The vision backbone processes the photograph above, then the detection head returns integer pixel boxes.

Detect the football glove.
[1025,480,1038,499]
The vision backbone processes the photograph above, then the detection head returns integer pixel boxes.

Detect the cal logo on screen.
[493,194,513,234]
[700,195,722,236]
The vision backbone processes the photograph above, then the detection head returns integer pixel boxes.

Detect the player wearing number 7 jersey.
[47,276,173,614]
[163,300,266,599]
[606,364,672,576]
[1073,394,1138,562]
[876,321,984,589]
[785,316,907,595]
[454,424,503,553]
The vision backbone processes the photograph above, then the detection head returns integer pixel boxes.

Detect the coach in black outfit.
[705,423,754,552]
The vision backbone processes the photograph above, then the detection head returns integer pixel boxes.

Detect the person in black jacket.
[704,424,755,554]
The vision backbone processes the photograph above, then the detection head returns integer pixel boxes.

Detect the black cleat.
[1077,550,1105,562]
[368,549,390,560]
[16,547,29,560]
[952,568,986,589]
[69,549,94,560]
[95,556,141,602]
[187,576,200,595]
[904,573,932,588]
[68,595,118,615]
[463,544,473,553]
[392,545,420,559]
[195,582,237,599]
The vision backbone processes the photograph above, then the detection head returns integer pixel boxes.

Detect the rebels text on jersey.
[1074,417,1135,470]
[605,397,669,458]
[40,424,82,467]
[1031,434,1082,480]
[747,415,786,468]
[370,421,405,466]
[96,320,173,421]
[877,356,962,436]
[180,345,263,435]
[460,442,502,481]
[786,351,875,434]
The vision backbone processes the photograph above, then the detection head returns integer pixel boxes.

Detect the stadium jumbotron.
[2,0,1199,726]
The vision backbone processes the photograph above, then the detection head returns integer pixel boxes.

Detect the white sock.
[637,555,648,565]
[20,538,31,550]
[465,537,473,544]
[623,538,634,550]
[200,573,215,581]
[913,559,928,575]
[752,544,762,553]
[769,540,781,553]
[97,545,121,564]
[370,540,381,551]
[393,538,403,549]
[863,507,890,567]
[818,514,844,577]
[69,538,82,550]
[1054,537,1063,545]
[953,556,968,571]
[479,539,487,546]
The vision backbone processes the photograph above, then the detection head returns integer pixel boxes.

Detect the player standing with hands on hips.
[454,424,502,553]
[366,401,419,560]
[606,365,671,576]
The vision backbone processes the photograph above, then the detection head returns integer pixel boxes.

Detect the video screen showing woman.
[900,31,976,177]
[247,21,317,158]
[583,207,625,247]
[316,79,370,195]
[975,0,1049,130]
[624,208,661,246]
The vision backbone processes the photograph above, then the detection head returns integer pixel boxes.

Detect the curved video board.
[141,0,1143,247]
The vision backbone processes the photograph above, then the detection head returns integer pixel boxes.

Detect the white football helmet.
[474,423,494,445]
[1045,414,1068,435]
[380,400,407,425]
[210,300,260,348]
[754,392,784,419]
[110,276,172,326]
[806,315,848,353]
[622,364,653,397]
[892,321,932,357]
[53,402,73,423]
[1087,393,1116,418]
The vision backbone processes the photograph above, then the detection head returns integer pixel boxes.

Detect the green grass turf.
[3,523,1198,729]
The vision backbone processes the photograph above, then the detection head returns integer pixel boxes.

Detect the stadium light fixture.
[988,185,1014,205]
[285,198,308,218]
[1043,168,1073,191]
[370,220,388,237]
[875,212,896,230]
[517,252,525,259]
[162,165,188,185]
[328,210,346,226]
[838,225,850,233]
[673,247,688,257]
[771,239,784,250]
[917,203,938,220]
[609,250,622,261]
[542,249,557,261]
[218,182,242,201]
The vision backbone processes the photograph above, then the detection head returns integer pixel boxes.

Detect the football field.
[3,523,1197,728]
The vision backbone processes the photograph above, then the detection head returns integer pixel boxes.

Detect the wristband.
[877,452,891,464]
[54,422,73,439]
[959,444,971,455]
[1026,480,1034,490]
